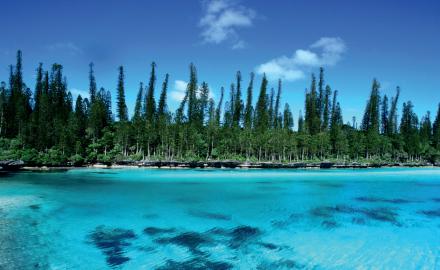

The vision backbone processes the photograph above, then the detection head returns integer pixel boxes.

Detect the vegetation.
[0,51,439,166]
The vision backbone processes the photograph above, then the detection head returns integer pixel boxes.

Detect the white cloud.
[170,80,216,102]
[311,37,346,65]
[232,40,246,50]
[199,0,255,49]
[256,37,346,81]
[170,80,188,102]
[46,42,83,55]
[70,88,89,100]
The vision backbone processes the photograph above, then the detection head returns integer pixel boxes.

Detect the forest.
[0,50,439,166]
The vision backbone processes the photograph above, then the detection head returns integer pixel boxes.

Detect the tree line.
[0,50,439,166]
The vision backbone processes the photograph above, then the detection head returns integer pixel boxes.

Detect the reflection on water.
[0,168,440,269]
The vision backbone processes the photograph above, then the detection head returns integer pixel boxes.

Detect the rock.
[320,162,334,169]
[0,160,25,171]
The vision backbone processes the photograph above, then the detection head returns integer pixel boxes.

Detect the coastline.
[13,160,439,172]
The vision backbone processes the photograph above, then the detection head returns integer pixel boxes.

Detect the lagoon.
[1,168,440,269]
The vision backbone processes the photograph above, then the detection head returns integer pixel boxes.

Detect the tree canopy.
[0,50,439,166]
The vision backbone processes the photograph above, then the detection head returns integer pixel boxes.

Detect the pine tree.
[283,103,293,130]
[362,79,381,132]
[361,79,381,158]
[89,63,97,103]
[400,101,420,159]
[116,66,128,122]
[223,84,234,128]
[0,82,6,136]
[144,62,157,157]
[322,85,332,131]
[30,63,44,147]
[132,82,144,154]
[215,87,224,126]
[38,71,51,149]
[5,65,15,137]
[157,74,170,158]
[381,95,389,134]
[145,62,157,124]
[298,111,305,133]
[232,71,242,127]
[387,87,400,136]
[187,63,198,125]
[157,74,169,118]
[255,74,269,131]
[330,90,343,154]
[133,83,144,122]
[198,81,209,127]
[244,73,254,129]
[433,103,440,150]
[420,111,432,147]
[268,88,275,128]
[274,79,282,129]
[318,67,324,122]
[73,95,87,154]
[305,73,320,135]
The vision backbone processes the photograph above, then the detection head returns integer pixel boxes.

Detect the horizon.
[1,0,439,123]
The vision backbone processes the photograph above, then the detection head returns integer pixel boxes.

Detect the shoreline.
[12,160,439,172]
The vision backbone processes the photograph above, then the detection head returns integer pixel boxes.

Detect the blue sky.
[0,0,439,124]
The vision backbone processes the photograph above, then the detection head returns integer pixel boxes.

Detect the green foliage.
[0,52,438,166]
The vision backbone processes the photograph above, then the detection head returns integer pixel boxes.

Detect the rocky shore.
[2,160,435,172]
[0,160,25,171]
[112,160,437,169]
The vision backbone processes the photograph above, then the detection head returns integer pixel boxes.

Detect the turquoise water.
[0,168,440,269]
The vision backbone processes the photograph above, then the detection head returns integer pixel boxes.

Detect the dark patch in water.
[155,232,212,255]
[156,257,233,270]
[271,213,304,229]
[259,242,278,250]
[91,171,116,175]
[271,220,289,228]
[206,227,230,236]
[143,227,176,236]
[432,198,440,203]
[359,208,400,225]
[29,204,41,210]
[257,259,304,270]
[415,182,440,187]
[0,171,13,178]
[176,181,203,185]
[289,213,304,221]
[229,226,261,249]
[352,217,366,225]
[316,182,344,188]
[310,207,334,218]
[418,209,440,218]
[174,197,202,204]
[88,226,136,267]
[143,213,159,219]
[310,205,356,218]
[321,220,339,229]
[311,205,400,226]
[257,185,286,191]
[355,196,413,204]
[256,181,276,185]
[188,210,231,221]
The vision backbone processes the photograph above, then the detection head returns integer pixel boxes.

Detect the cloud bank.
[70,88,89,100]
[46,42,83,56]
[170,80,215,102]
[199,0,255,49]
[170,80,188,102]
[256,37,346,81]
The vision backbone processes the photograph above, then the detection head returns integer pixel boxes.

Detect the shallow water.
[1,168,440,269]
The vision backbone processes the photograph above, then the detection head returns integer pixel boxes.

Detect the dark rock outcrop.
[0,160,24,171]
